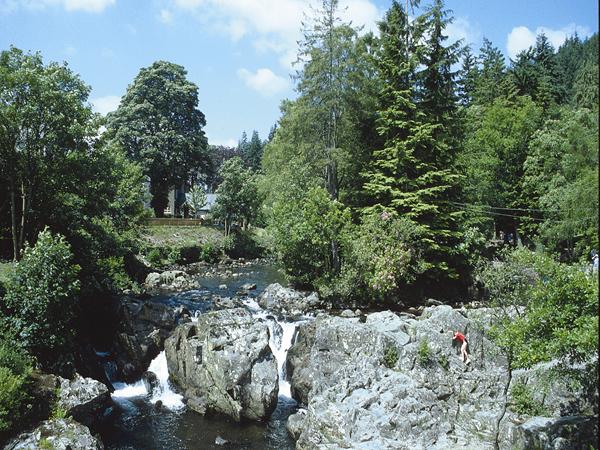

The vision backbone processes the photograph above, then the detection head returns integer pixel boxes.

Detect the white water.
[267,320,299,399]
[110,351,184,411]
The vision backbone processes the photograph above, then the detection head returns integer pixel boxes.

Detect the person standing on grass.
[452,330,471,365]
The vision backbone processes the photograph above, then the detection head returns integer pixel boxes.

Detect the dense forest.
[0,0,598,444]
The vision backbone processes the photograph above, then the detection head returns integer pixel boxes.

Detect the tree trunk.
[18,180,28,254]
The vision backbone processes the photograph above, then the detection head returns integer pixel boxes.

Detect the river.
[98,262,300,450]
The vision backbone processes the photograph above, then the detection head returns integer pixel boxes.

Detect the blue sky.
[1,0,597,147]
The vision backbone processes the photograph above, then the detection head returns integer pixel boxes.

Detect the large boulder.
[287,306,597,450]
[145,270,195,292]
[258,283,321,317]
[56,374,112,428]
[165,308,278,421]
[5,418,103,450]
[110,296,188,381]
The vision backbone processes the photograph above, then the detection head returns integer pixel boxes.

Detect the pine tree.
[474,38,509,104]
[457,45,478,106]
[245,130,264,172]
[364,1,463,287]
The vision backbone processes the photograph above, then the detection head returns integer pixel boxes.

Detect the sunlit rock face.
[165,307,278,421]
[287,306,598,450]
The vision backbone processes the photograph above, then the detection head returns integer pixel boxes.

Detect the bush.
[223,231,264,259]
[179,246,201,264]
[381,345,399,369]
[438,354,449,370]
[201,243,221,263]
[97,256,132,292]
[418,339,431,366]
[146,248,164,267]
[1,229,80,372]
[510,381,549,416]
[0,341,32,436]
[479,248,599,369]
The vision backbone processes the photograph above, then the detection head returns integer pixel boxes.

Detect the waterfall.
[147,351,185,410]
[110,351,184,411]
[267,320,299,399]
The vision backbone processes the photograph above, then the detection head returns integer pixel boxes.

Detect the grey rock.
[142,371,160,395]
[241,283,257,291]
[340,309,356,317]
[5,418,103,450]
[165,308,278,421]
[215,436,228,446]
[56,374,112,428]
[258,283,321,317]
[287,306,597,450]
[144,270,194,292]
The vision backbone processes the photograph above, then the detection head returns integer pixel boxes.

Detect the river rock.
[144,270,194,292]
[258,283,321,317]
[286,305,598,450]
[165,308,278,421]
[110,296,188,381]
[56,374,112,428]
[5,418,104,450]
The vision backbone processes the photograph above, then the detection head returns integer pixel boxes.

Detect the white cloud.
[158,8,173,24]
[237,68,289,97]
[91,95,121,115]
[507,23,592,59]
[168,0,381,70]
[210,138,237,147]
[446,17,480,46]
[1,0,115,13]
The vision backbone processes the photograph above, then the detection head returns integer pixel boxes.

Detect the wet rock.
[5,418,104,450]
[56,373,112,429]
[110,296,187,382]
[258,283,321,317]
[219,284,227,290]
[165,308,278,421]
[287,306,597,450]
[215,435,228,445]
[241,283,257,291]
[340,309,355,317]
[144,270,195,292]
[141,371,160,395]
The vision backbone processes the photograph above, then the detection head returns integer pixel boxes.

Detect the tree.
[243,130,264,172]
[473,38,510,105]
[457,45,479,106]
[364,1,463,293]
[212,157,260,235]
[1,229,80,373]
[106,61,209,217]
[0,47,93,260]
[185,184,207,218]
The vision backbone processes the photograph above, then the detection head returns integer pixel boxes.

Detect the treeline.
[261,0,598,303]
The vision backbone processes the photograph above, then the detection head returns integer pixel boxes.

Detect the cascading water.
[266,320,299,399]
[111,351,183,411]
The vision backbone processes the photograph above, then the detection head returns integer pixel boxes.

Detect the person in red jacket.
[452,331,471,365]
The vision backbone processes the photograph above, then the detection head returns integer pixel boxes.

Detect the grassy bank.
[141,225,225,248]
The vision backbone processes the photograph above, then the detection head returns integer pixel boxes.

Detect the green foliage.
[1,229,80,371]
[418,339,432,366]
[269,187,350,287]
[223,231,264,260]
[0,341,31,435]
[213,157,261,236]
[329,212,426,302]
[438,354,449,370]
[510,381,549,416]
[50,390,69,420]
[480,248,599,369]
[185,185,208,219]
[106,60,209,217]
[381,345,399,369]
[39,438,55,450]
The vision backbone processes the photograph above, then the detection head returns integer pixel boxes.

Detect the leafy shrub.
[146,248,165,267]
[0,341,32,436]
[418,339,431,366]
[97,256,131,292]
[510,381,549,416]
[200,243,221,263]
[223,231,264,259]
[1,229,80,371]
[327,211,426,303]
[438,354,449,370]
[480,248,599,369]
[179,246,201,264]
[381,345,399,369]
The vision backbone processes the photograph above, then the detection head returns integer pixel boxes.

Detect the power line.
[447,200,596,214]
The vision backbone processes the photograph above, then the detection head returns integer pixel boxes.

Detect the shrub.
[97,256,132,292]
[223,231,264,259]
[1,229,80,371]
[510,381,549,416]
[438,354,449,370]
[381,345,399,369]
[179,246,201,264]
[479,248,599,369]
[200,243,221,263]
[418,339,431,366]
[146,248,164,267]
[0,341,32,436]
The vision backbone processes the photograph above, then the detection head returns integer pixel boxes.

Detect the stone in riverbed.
[164,308,278,421]
[56,373,112,429]
[5,418,104,450]
[258,283,321,317]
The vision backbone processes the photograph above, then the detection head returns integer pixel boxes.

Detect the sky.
[1,0,597,147]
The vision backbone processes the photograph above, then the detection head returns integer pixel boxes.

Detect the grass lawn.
[141,225,225,248]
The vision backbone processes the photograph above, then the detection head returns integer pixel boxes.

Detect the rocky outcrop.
[5,418,103,450]
[286,306,598,450]
[111,296,189,381]
[165,308,278,421]
[57,374,112,428]
[145,270,195,292]
[258,283,322,317]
